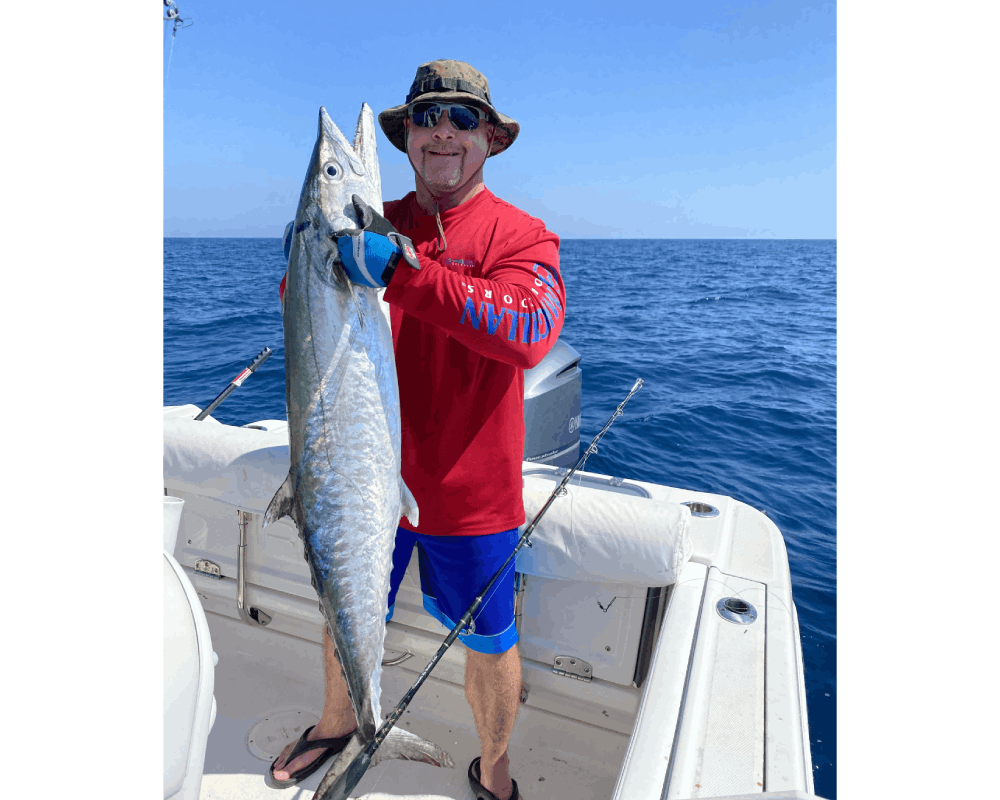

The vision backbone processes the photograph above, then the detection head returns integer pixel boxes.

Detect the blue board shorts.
[386,526,520,654]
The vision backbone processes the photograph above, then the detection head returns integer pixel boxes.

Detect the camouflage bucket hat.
[378,59,520,157]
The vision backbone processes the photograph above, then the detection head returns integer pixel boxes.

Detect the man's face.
[404,102,494,196]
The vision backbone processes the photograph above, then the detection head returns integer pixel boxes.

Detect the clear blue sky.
[163,0,835,238]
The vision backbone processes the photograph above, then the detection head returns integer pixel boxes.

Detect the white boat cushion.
[515,476,693,586]
[164,407,290,513]
[164,408,693,586]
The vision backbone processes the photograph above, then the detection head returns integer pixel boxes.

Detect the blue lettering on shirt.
[459,288,561,347]
[485,303,513,336]
[537,306,552,341]
[533,263,557,289]
[540,292,562,322]
[460,297,482,329]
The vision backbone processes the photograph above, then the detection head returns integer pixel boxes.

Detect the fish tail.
[373,726,455,768]
[313,729,454,800]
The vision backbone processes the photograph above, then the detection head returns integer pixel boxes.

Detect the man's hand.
[335,195,420,288]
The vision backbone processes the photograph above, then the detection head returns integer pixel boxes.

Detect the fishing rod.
[194,347,273,421]
[328,378,645,800]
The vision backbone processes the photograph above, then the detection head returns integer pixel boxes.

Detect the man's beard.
[414,150,467,194]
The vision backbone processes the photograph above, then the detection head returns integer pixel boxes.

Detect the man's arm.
[382,225,565,370]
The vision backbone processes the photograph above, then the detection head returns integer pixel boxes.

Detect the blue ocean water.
[164,237,837,799]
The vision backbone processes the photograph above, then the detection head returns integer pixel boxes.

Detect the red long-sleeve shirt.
[280,188,566,535]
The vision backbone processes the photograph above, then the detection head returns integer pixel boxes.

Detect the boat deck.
[199,610,631,799]
[165,432,812,800]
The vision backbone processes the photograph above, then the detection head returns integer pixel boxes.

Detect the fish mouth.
[331,194,375,238]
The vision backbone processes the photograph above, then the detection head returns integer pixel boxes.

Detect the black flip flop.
[265,724,354,789]
[468,756,520,800]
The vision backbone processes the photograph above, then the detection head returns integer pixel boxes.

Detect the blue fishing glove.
[335,195,420,288]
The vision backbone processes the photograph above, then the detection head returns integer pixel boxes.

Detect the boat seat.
[164,550,217,800]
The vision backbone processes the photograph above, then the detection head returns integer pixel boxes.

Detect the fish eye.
[323,161,343,180]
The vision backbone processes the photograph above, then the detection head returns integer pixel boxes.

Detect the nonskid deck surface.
[200,611,630,800]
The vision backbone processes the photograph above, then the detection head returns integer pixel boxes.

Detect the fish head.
[293,104,383,257]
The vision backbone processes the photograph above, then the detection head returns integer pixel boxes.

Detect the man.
[270,59,566,800]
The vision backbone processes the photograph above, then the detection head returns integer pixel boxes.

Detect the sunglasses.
[409,102,487,131]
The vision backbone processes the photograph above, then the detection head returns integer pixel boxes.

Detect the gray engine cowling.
[523,339,582,467]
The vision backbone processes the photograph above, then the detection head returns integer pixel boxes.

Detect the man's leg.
[271,630,357,781]
[465,645,523,800]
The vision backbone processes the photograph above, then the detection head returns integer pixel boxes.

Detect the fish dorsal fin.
[353,103,382,208]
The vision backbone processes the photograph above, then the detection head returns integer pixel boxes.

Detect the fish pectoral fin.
[400,479,419,528]
[326,250,350,288]
[346,280,367,330]
[263,472,297,528]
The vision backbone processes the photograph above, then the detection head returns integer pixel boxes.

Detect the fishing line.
[462,555,512,636]
[165,26,175,88]
[163,1,192,88]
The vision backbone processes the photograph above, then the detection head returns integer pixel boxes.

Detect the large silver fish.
[263,105,453,795]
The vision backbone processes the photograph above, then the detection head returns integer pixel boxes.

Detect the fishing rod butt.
[250,346,273,370]
[193,345,273,422]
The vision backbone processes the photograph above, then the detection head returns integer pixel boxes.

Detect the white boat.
[163,336,825,800]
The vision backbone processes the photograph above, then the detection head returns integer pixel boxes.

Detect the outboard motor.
[523,339,582,467]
